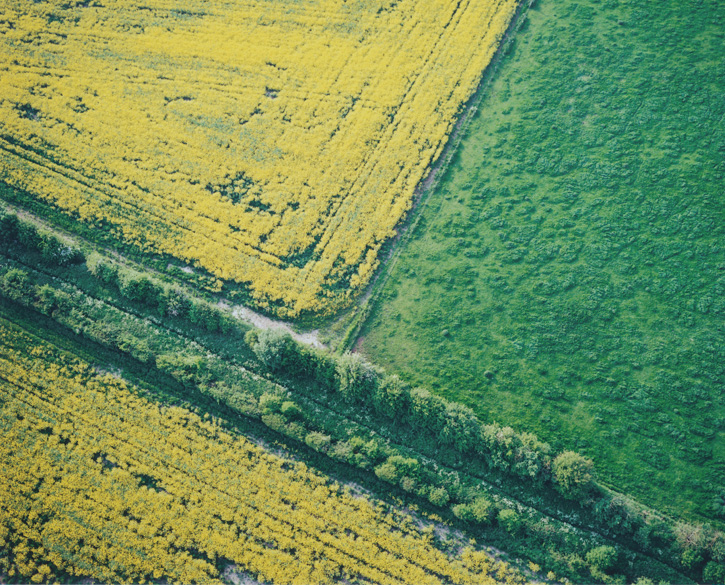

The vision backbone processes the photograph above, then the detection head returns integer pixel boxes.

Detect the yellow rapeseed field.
[0,321,526,584]
[0,0,517,315]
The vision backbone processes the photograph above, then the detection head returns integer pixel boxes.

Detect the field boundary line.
[340,0,537,352]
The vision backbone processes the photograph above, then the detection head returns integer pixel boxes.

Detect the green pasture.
[359,0,725,523]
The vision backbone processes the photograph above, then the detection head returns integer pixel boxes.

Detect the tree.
[440,402,479,452]
[552,451,594,498]
[249,329,294,372]
[0,268,31,301]
[497,509,522,534]
[372,374,408,418]
[118,270,160,305]
[163,288,191,318]
[0,212,20,243]
[336,352,380,403]
[585,545,617,573]
[408,387,446,432]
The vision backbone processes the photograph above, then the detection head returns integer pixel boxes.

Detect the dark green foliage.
[374,454,422,488]
[188,300,227,333]
[478,423,552,483]
[280,400,303,420]
[0,268,30,301]
[359,0,725,524]
[119,270,161,305]
[0,213,20,243]
[440,402,479,452]
[0,211,83,266]
[259,391,285,414]
[162,288,191,318]
[372,374,409,418]
[249,329,302,374]
[0,254,708,585]
[703,562,725,584]
[87,254,120,285]
[155,353,206,384]
[407,387,447,432]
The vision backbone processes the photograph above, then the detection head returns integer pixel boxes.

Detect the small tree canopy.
[553,450,594,498]
[585,545,617,573]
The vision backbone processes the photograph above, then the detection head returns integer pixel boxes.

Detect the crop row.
[0,321,522,585]
[0,0,517,316]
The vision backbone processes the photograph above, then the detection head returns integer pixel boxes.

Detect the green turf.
[358,0,725,524]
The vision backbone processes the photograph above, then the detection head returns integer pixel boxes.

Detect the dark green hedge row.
[245,329,725,583]
[0,210,233,335]
[246,327,586,493]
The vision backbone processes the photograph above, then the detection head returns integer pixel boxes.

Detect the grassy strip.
[334,0,538,351]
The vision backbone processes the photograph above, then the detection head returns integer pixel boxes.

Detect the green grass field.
[358,0,725,523]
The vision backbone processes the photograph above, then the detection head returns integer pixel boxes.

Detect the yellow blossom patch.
[0,321,528,584]
[0,0,517,315]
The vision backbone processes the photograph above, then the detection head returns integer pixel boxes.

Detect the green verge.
[2,210,723,584]
[357,0,725,526]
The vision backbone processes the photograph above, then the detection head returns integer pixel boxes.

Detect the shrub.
[0,268,31,301]
[305,432,332,453]
[189,300,225,332]
[453,497,495,524]
[703,561,725,584]
[497,508,522,534]
[585,545,617,573]
[0,212,20,243]
[374,460,401,484]
[408,387,446,432]
[119,270,160,305]
[336,352,381,403]
[372,374,408,418]
[280,401,303,420]
[552,451,594,498]
[440,402,479,452]
[250,329,294,373]
[259,392,284,414]
[428,487,450,507]
[87,253,120,285]
[163,288,191,318]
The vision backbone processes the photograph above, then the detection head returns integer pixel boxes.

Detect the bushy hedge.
[245,329,581,493]
[244,328,724,583]
[0,212,84,266]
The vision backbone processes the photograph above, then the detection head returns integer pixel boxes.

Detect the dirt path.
[2,200,327,348]
[230,305,324,348]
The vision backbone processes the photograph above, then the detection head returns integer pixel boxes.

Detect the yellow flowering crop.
[0,0,517,315]
[0,321,525,584]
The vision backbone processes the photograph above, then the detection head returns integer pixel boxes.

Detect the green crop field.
[358,0,725,524]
